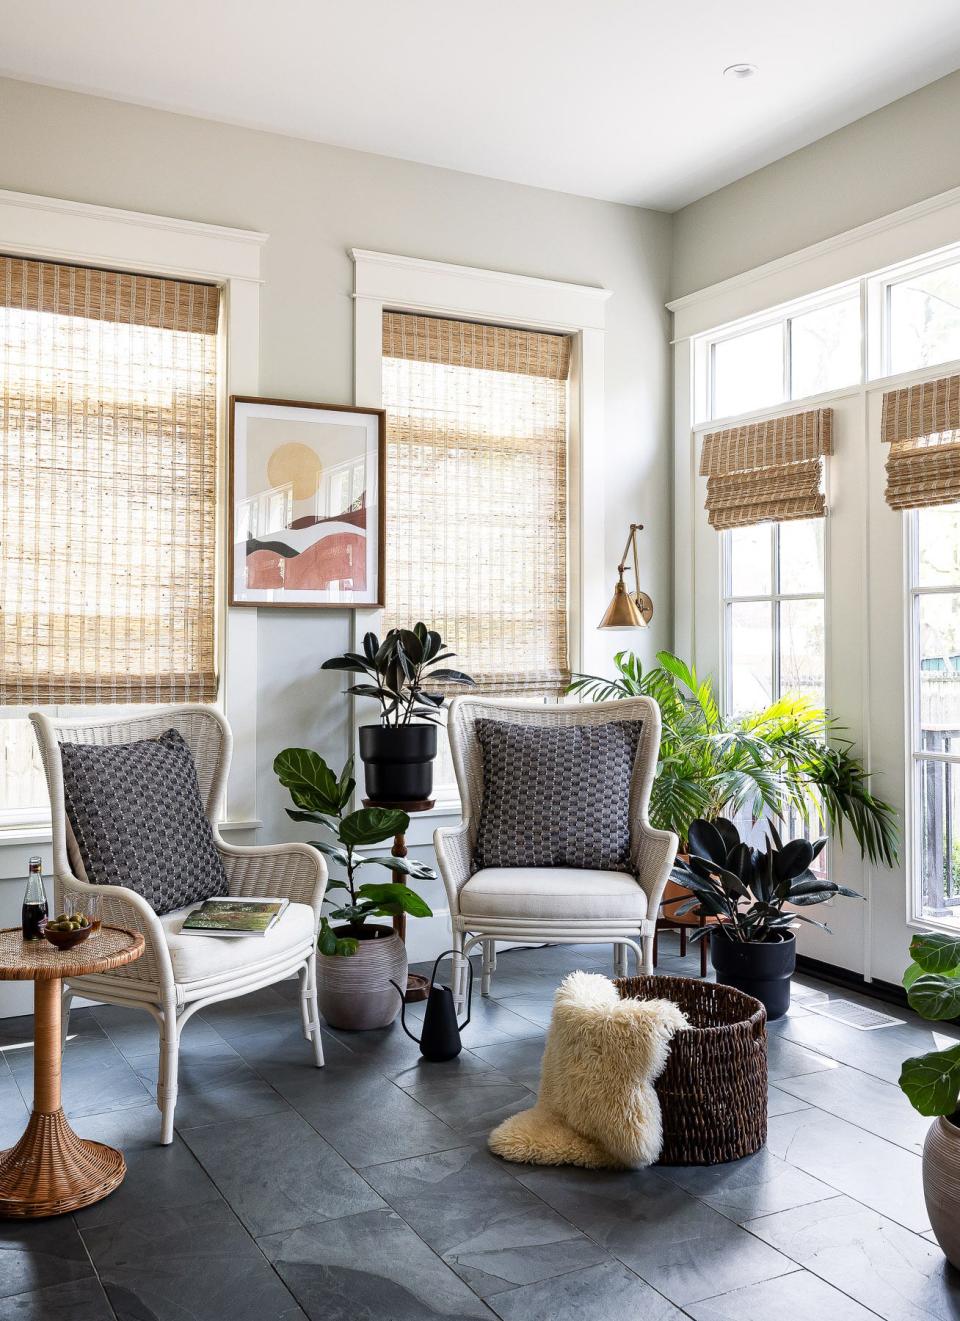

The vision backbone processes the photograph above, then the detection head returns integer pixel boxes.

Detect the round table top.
[0,925,145,981]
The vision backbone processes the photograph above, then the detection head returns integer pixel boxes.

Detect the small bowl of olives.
[43,912,95,950]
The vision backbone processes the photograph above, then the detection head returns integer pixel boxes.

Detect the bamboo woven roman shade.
[881,374,960,509]
[0,255,220,703]
[382,311,571,695]
[700,408,833,530]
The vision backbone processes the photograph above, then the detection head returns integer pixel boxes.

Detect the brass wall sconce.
[599,523,653,628]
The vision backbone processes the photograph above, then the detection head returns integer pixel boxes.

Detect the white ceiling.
[3,0,960,210]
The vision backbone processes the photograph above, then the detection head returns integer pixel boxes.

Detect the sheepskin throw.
[489,971,687,1169]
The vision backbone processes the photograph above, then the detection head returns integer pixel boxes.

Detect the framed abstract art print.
[228,396,385,608]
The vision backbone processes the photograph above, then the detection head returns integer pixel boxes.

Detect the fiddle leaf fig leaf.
[899,1044,960,1117]
[355,882,433,918]
[910,932,960,975]
[274,748,342,814]
[339,807,410,847]
[907,973,960,1022]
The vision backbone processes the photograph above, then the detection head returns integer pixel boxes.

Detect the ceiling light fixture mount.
[723,63,758,80]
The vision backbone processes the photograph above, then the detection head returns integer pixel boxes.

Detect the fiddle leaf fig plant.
[274,748,434,956]
[900,932,960,1120]
[321,622,476,726]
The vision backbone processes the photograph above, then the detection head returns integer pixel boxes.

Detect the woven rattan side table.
[0,924,144,1217]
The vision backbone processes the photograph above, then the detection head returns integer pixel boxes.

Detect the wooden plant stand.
[363,796,434,1003]
[0,925,144,1217]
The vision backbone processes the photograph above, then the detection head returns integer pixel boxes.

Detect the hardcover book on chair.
[180,897,289,937]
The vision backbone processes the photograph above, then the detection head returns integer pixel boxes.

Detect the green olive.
[55,913,68,924]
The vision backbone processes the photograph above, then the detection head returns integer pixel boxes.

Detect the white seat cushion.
[159,900,315,986]
[459,868,647,921]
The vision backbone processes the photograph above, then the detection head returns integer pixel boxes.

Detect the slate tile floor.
[0,938,958,1320]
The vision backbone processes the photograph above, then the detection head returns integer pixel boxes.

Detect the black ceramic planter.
[359,724,438,803]
[710,928,797,1020]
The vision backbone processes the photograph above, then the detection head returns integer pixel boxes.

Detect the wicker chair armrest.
[632,821,680,920]
[433,822,473,913]
[214,839,327,926]
[53,871,174,990]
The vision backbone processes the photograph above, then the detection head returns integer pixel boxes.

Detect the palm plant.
[569,650,898,866]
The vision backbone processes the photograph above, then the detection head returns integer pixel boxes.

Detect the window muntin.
[910,502,960,925]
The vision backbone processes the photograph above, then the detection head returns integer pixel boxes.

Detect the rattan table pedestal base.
[0,1109,125,1218]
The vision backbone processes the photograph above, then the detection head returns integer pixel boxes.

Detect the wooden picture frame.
[228,395,386,609]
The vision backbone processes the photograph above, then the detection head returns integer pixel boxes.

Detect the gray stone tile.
[389,1049,510,1092]
[0,1219,93,1301]
[72,1103,223,1228]
[362,1144,608,1297]
[17,1047,152,1120]
[779,1011,959,1086]
[470,1036,546,1090]
[0,1277,115,1320]
[181,1108,384,1236]
[686,1267,879,1320]
[767,1084,812,1117]
[173,1076,293,1130]
[493,995,555,1029]
[126,1040,259,1092]
[766,1107,929,1231]
[280,1056,462,1167]
[746,1194,960,1321]
[772,1060,932,1153]
[766,1035,839,1082]
[259,1206,495,1319]
[507,1163,796,1306]
[404,1074,535,1141]
[199,984,296,1023]
[415,996,544,1049]
[93,1002,227,1060]
[314,1017,447,1084]
[0,1074,28,1148]
[83,1198,297,1321]
[489,1259,688,1320]
[658,1147,837,1223]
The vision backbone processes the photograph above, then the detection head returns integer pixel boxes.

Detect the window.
[380,311,570,695]
[723,520,826,716]
[0,256,220,820]
[705,291,860,421]
[887,259,960,376]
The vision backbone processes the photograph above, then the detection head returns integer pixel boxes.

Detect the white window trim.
[350,248,610,831]
[0,188,268,842]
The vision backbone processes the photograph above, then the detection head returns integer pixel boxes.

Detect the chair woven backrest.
[445,696,662,865]
[30,706,231,884]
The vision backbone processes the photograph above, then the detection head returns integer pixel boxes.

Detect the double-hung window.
[0,256,220,823]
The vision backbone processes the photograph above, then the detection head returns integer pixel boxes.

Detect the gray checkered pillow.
[473,719,643,872]
[59,728,229,916]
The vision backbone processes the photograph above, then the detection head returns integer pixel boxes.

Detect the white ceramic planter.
[316,925,407,1031]
[923,1114,960,1268]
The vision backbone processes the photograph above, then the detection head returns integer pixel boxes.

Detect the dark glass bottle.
[21,856,48,942]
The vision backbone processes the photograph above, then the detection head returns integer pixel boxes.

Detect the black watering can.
[392,950,472,1061]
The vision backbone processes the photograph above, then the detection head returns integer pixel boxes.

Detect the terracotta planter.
[923,1114,960,1268]
[316,925,408,1030]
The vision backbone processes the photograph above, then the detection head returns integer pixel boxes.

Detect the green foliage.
[900,931,960,1118]
[322,622,476,727]
[272,749,434,956]
[569,649,899,866]
[674,816,862,945]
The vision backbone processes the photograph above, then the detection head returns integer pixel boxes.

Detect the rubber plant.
[569,649,898,866]
[321,623,476,726]
[900,932,960,1119]
[273,749,434,955]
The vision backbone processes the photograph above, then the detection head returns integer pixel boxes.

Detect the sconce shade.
[599,577,648,629]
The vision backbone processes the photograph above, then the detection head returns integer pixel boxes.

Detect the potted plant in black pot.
[274,748,435,1030]
[899,931,960,1269]
[322,623,476,804]
[674,817,865,1019]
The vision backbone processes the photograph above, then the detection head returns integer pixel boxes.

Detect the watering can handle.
[390,981,421,1045]
[431,948,473,1030]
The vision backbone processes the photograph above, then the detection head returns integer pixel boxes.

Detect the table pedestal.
[0,978,125,1218]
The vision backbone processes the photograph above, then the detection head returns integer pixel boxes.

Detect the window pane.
[712,324,784,419]
[917,758,960,921]
[889,263,960,375]
[917,592,960,740]
[0,720,47,817]
[729,601,773,713]
[779,598,825,707]
[778,520,825,595]
[728,524,771,597]
[790,297,860,399]
[917,503,960,588]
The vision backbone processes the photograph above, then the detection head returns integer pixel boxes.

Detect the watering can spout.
[390,950,473,1062]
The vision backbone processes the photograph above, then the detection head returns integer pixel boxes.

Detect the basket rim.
[614,973,766,1036]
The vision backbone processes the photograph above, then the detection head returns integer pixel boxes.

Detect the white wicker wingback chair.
[435,697,677,1001]
[30,706,327,1144]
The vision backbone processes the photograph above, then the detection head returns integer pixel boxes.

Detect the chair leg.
[158,1009,180,1146]
[700,918,708,978]
[641,932,654,976]
[680,925,687,958]
[652,926,659,967]
[452,931,468,1013]
[302,951,324,1067]
[481,940,495,997]
[60,988,74,1049]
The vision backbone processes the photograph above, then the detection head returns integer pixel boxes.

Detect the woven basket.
[616,974,767,1166]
